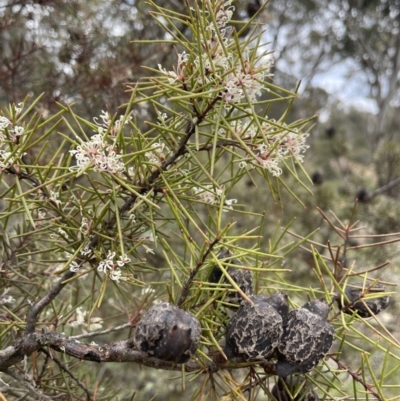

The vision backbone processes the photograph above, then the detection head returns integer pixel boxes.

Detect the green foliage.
[0,1,399,401]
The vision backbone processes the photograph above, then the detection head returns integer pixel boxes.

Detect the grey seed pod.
[336,282,390,318]
[268,291,289,321]
[134,302,201,363]
[224,293,288,360]
[209,250,253,307]
[276,299,334,377]
[271,376,319,401]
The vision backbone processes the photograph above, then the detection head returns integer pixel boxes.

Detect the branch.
[177,236,221,307]
[0,329,258,374]
[5,367,53,401]
[40,348,93,401]
[5,167,81,336]
[370,176,400,199]
[330,356,383,401]
[70,322,131,340]
[24,270,76,334]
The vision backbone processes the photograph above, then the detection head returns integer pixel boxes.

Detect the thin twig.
[347,237,400,250]
[70,323,131,340]
[0,329,256,374]
[25,270,76,334]
[40,348,93,401]
[330,356,383,401]
[177,236,221,307]
[5,367,53,401]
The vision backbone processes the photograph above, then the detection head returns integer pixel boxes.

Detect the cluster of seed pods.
[224,293,335,377]
[132,250,390,400]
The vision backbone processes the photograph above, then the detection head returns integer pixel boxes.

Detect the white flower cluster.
[0,289,16,305]
[157,1,274,108]
[193,185,237,209]
[158,52,189,84]
[93,110,131,136]
[145,142,171,167]
[223,119,309,177]
[222,58,274,106]
[0,113,25,173]
[67,306,103,331]
[70,132,125,174]
[69,110,131,174]
[97,251,130,283]
[193,185,223,204]
[252,123,309,176]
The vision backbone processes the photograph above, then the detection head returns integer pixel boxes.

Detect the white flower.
[49,190,61,206]
[145,141,170,166]
[0,150,14,172]
[15,102,24,115]
[194,52,231,74]
[215,0,234,28]
[0,294,16,305]
[256,124,310,171]
[193,185,223,205]
[225,198,237,207]
[93,110,131,136]
[12,126,24,137]
[98,255,114,272]
[68,307,103,330]
[141,286,156,296]
[106,251,116,260]
[0,116,10,130]
[258,156,283,177]
[99,110,111,125]
[88,317,103,331]
[158,64,179,83]
[117,254,130,267]
[80,243,93,256]
[80,217,90,234]
[158,112,168,122]
[69,261,80,273]
[158,51,188,84]
[68,307,87,327]
[142,244,155,254]
[109,268,123,282]
[38,209,47,219]
[58,228,68,238]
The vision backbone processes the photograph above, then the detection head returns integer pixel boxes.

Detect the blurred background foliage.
[1,0,400,399]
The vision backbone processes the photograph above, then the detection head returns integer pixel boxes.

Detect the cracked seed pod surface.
[209,250,253,307]
[224,293,288,360]
[133,302,201,363]
[271,376,320,401]
[336,282,390,318]
[276,299,334,377]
